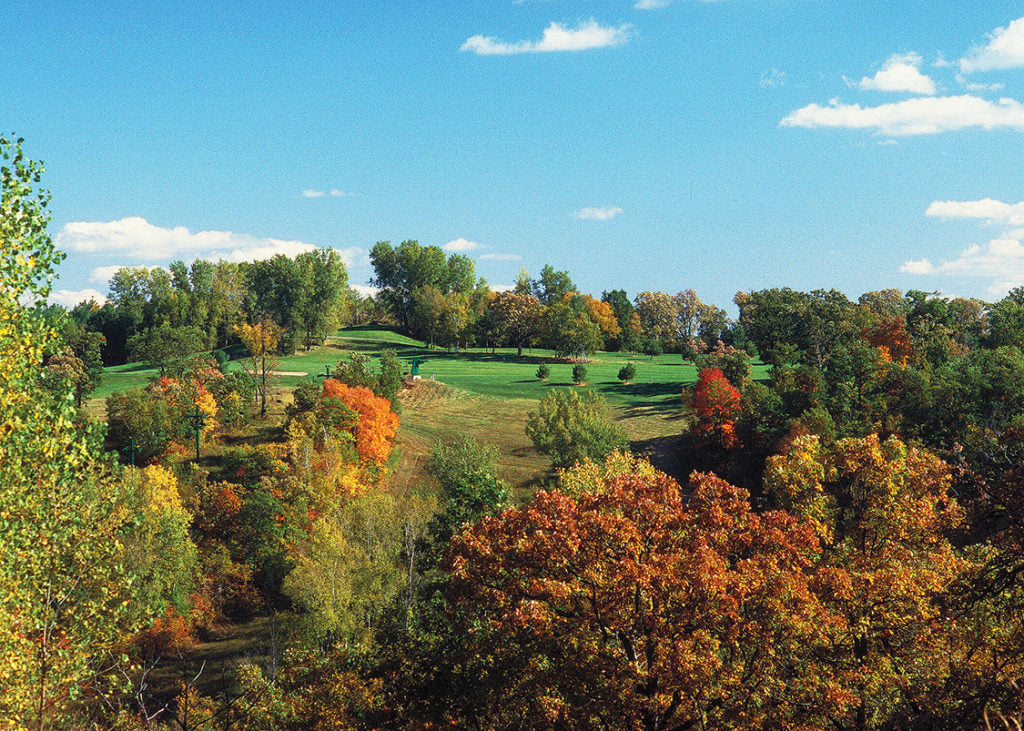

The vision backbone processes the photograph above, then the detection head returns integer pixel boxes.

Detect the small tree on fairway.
[536,363,550,381]
[572,363,587,384]
[643,338,664,360]
[618,362,636,383]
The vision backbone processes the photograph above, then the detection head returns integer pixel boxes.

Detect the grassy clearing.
[392,380,553,502]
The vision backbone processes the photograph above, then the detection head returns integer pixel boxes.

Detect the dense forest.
[8,136,1024,731]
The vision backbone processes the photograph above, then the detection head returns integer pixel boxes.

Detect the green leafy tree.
[489,291,541,357]
[370,240,477,331]
[425,437,510,551]
[106,387,178,463]
[0,136,140,727]
[601,289,635,350]
[127,322,208,376]
[634,291,678,349]
[531,264,575,305]
[543,302,602,360]
[376,348,403,404]
[295,247,348,349]
[526,390,628,469]
[284,491,407,649]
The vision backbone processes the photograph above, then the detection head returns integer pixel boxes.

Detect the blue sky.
[6,1,1024,311]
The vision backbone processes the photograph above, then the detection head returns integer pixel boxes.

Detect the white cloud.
[956,74,1005,92]
[903,196,1024,296]
[759,68,786,89]
[57,217,320,261]
[479,253,522,261]
[856,53,936,95]
[923,239,1024,279]
[899,258,934,275]
[302,189,325,198]
[780,95,1024,136]
[575,206,623,221]
[926,198,1024,226]
[960,16,1024,73]
[443,238,483,252]
[351,284,380,298]
[461,20,631,55]
[635,0,671,9]
[335,246,370,270]
[329,189,350,197]
[48,288,108,307]
[490,284,516,293]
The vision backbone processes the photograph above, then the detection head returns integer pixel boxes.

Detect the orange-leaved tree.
[321,379,399,465]
[693,366,741,448]
[438,466,845,729]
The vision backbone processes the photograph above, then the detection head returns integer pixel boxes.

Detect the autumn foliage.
[441,468,844,729]
[322,379,399,465]
[693,366,741,448]
[864,316,914,366]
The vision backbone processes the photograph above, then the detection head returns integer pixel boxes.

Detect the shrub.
[536,363,550,380]
[572,364,587,384]
[212,348,230,373]
[618,363,636,383]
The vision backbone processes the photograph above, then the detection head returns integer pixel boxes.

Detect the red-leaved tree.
[693,367,741,448]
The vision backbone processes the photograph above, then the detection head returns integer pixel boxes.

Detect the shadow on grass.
[603,381,685,416]
[629,433,690,484]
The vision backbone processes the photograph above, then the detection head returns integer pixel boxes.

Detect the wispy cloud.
[479,253,522,261]
[303,188,351,198]
[635,0,671,9]
[781,95,1024,136]
[461,20,631,55]
[759,68,786,89]
[575,206,623,221]
[853,53,936,95]
[48,288,108,307]
[956,74,1004,92]
[443,238,483,252]
[960,16,1024,73]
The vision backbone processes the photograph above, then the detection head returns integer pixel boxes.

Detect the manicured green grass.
[91,362,162,400]
[92,326,769,418]
[331,325,426,347]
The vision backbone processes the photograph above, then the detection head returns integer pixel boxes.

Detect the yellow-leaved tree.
[0,137,140,728]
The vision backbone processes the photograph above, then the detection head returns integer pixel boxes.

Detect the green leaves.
[526,389,628,470]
